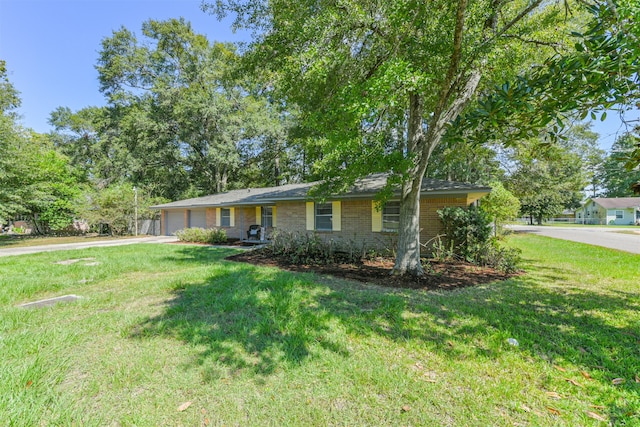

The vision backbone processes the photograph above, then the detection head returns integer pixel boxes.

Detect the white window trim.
[315,202,333,231]
[261,206,274,228]
[382,201,400,232]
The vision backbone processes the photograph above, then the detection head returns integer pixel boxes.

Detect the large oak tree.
[204,0,596,275]
[92,18,290,197]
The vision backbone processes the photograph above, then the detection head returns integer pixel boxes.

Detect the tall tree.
[205,0,593,275]
[601,131,640,197]
[49,105,110,182]
[95,18,286,197]
[0,60,22,223]
[426,140,503,184]
[1,61,82,232]
[460,1,639,147]
[506,139,586,225]
[14,132,83,234]
[563,123,605,198]
[0,117,23,224]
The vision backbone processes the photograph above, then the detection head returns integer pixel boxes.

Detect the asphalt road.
[0,235,178,258]
[510,225,640,254]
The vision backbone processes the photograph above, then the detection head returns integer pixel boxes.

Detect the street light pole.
[134,186,138,236]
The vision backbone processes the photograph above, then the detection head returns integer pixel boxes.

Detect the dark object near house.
[247,224,262,240]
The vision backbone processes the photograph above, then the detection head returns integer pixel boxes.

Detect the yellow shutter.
[372,201,382,232]
[256,207,262,226]
[306,202,314,231]
[272,206,277,227]
[230,208,235,227]
[215,208,221,227]
[332,201,341,232]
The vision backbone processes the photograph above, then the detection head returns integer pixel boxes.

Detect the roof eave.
[151,183,492,209]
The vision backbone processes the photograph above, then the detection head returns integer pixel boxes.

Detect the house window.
[261,206,273,228]
[615,210,624,219]
[220,208,231,227]
[315,203,333,231]
[382,201,400,232]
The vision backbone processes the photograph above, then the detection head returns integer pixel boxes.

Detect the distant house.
[151,174,491,251]
[575,197,640,225]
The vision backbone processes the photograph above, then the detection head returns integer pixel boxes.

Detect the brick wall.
[164,195,475,248]
[274,196,471,252]
[206,208,215,228]
[421,196,469,244]
[275,201,307,234]
[206,206,262,240]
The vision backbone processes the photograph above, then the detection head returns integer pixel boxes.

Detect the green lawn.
[1,235,638,426]
[0,234,140,248]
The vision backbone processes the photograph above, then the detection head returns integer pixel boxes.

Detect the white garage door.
[166,211,185,235]
[189,209,207,229]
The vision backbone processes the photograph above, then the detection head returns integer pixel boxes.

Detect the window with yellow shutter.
[315,203,333,231]
[261,206,273,227]
[382,201,400,232]
[220,208,231,227]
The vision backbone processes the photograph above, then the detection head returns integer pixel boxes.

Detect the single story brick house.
[151,174,491,250]
[575,197,640,225]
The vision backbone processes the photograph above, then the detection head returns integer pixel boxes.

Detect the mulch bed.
[226,250,520,291]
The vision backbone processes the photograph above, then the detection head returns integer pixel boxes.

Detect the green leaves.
[0,125,83,232]
[84,18,291,198]
[457,1,639,148]
[601,132,640,197]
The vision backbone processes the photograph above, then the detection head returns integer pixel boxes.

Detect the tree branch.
[430,0,469,138]
[494,0,544,40]
[501,34,563,52]
[443,0,469,100]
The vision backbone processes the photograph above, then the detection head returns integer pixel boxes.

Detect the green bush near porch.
[175,227,227,244]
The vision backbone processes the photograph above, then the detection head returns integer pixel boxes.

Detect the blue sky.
[1,0,637,151]
[0,0,247,132]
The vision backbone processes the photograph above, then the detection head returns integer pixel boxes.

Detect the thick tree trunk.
[29,214,44,235]
[394,178,425,276]
[392,0,485,276]
[392,69,483,276]
[393,94,427,276]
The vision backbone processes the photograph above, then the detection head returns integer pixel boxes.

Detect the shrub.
[437,206,521,273]
[480,181,520,236]
[265,230,365,265]
[12,226,26,234]
[430,235,457,262]
[437,205,492,262]
[175,227,227,244]
[475,240,522,273]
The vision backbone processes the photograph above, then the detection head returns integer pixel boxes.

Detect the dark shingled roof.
[151,173,490,209]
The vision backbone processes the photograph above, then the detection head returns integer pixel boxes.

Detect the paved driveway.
[0,235,178,257]
[510,225,640,254]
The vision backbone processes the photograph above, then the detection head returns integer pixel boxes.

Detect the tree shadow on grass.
[133,246,640,404]
[133,246,352,376]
